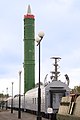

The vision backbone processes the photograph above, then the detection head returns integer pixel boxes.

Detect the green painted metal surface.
[24,17,35,93]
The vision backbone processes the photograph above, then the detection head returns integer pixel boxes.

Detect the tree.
[71,86,80,94]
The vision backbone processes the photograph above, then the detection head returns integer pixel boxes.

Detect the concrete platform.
[57,114,80,120]
[0,110,48,120]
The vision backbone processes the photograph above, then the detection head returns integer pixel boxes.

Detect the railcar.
[7,80,70,117]
[7,57,70,118]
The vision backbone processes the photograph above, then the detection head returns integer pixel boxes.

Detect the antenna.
[50,57,61,81]
[44,74,48,84]
[64,74,70,86]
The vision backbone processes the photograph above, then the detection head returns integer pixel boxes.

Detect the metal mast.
[50,57,61,81]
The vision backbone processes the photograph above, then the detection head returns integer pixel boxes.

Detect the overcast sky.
[0,0,80,96]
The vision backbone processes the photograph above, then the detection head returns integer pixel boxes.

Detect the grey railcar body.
[7,80,70,115]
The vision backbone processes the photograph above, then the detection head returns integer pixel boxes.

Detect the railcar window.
[32,98,34,104]
[35,98,36,104]
[37,98,38,104]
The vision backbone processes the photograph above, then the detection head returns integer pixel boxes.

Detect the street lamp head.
[19,71,22,75]
[12,82,14,85]
[6,87,8,90]
[35,36,41,44]
[38,31,45,39]
[35,31,44,46]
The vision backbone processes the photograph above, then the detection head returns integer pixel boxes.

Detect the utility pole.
[18,71,22,119]
[11,82,14,113]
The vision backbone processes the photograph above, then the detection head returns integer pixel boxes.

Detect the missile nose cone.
[24,5,35,19]
[27,5,31,14]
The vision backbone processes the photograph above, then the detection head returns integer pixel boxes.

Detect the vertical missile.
[24,5,35,93]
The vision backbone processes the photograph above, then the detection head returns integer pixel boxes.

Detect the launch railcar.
[7,57,70,118]
[7,80,70,116]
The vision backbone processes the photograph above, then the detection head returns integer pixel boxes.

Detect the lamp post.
[2,91,4,109]
[6,87,8,110]
[36,31,45,120]
[11,82,14,113]
[18,71,22,119]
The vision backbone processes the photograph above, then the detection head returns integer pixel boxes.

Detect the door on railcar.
[50,91,65,113]
[53,93,63,109]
